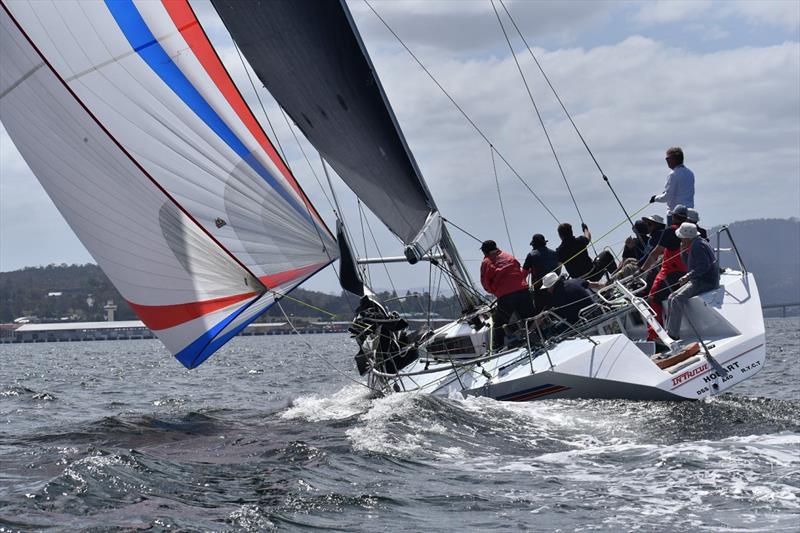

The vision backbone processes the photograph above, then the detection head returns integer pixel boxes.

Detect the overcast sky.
[1,0,798,297]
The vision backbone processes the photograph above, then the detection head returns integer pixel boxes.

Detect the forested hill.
[1,218,797,323]
[0,264,461,323]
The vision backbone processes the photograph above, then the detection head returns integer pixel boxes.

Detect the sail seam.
[0,1,265,291]
[103,0,316,228]
[166,0,334,239]
[0,62,42,99]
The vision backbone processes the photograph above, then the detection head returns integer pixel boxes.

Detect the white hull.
[366,270,765,402]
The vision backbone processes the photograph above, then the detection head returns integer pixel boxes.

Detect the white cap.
[643,213,665,225]
[542,272,560,289]
[676,222,699,239]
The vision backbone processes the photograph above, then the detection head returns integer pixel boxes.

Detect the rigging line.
[319,154,363,261]
[231,40,287,164]
[432,260,486,303]
[278,107,336,213]
[363,0,559,223]
[442,217,482,244]
[231,39,333,259]
[363,208,406,314]
[276,301,377,392]
[357,200,372,286]
[490,145,515,258]
[232,34,337,249]
[490,1,587,230]
[498,0,637,233]
[427,258,433,330]
[265,287,337,319]
[433,259,450,318]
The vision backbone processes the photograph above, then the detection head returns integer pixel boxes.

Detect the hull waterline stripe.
[161,0,330,235]
[497,383,570,402]
[104,0,314,226]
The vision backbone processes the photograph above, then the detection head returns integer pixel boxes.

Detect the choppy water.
[1,318,798,532]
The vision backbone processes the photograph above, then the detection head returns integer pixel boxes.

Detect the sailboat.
[1,0,765,401]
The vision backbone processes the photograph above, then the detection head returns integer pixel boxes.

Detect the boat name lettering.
[672,363,709,387]
[740,360,761,374]
[703,362,740,384]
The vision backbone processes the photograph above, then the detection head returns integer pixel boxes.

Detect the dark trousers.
[584,250,617,282]
[532,288,551,314]
[492,289,536,348]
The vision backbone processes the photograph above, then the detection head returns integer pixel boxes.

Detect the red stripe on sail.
[259,262,329,289]
[161,0,328,232]
[129,262,327,331]
[128,291,258,331]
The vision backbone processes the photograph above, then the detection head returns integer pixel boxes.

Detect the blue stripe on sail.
[103,0,313,226]
[174,261,333,369]
[174,295,260,369]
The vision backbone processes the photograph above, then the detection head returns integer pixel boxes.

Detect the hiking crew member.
[667,223,720,339]
[640,205,690,339]
[622,220,649,261]
[522,234,561,313]
[650,147,695,225]
[539,273,603,335]
[686,208,708,241]
[612,215,663,282]
[638,213,667,293]
[480,240,535,348]
[638,214,667,268]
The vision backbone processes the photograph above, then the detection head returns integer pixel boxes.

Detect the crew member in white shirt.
[649,146,695,225]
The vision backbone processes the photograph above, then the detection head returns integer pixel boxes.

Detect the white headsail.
[0,0,337,368]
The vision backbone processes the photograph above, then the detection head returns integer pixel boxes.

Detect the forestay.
[0,0,336,368]
[213,0,442,255]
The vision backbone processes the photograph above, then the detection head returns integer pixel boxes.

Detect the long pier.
[761,302,800,318]
[0,318,454,344]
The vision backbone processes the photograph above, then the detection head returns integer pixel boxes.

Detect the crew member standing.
[650,146,694,224]
[480,240,535,348]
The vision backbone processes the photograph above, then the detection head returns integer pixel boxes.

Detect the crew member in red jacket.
[480,240,535,349]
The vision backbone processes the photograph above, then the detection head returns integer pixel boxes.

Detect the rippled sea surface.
[1,318,798,532]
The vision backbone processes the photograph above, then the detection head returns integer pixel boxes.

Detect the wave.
[342,391,800,460]
[1,385,56,401]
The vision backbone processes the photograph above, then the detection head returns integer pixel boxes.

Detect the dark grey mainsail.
[213,0,433,246]
[213,0,480,309]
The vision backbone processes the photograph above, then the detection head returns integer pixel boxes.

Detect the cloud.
[633,0,713,26]
[728,0,800,30]
[349,0,621,53]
